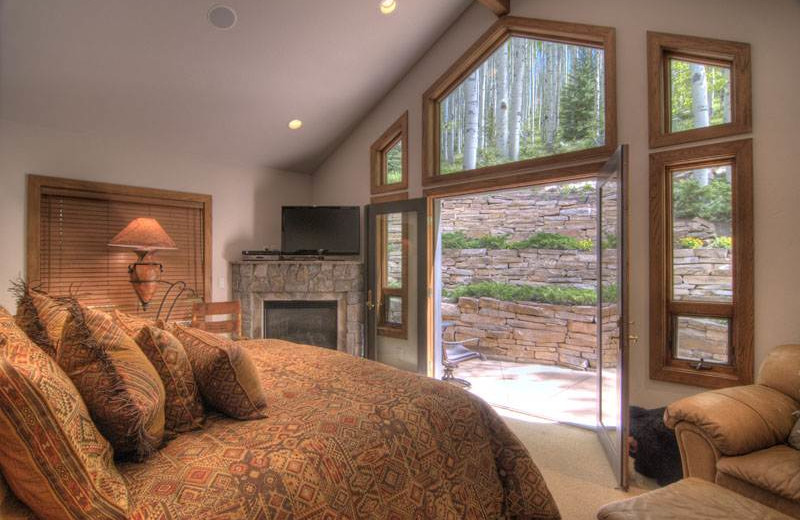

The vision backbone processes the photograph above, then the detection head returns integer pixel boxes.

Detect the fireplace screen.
[263,300,338,349]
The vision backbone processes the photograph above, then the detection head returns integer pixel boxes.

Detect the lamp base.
[129,251,163,309]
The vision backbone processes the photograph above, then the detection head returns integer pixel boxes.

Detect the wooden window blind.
[28,176,211,321]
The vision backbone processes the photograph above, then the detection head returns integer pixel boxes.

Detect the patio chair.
[441,334,485,388]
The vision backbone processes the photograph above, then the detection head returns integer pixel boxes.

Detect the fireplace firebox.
[263,300,338,350]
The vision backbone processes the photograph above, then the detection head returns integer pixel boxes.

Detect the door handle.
[366,289,375,311]
[628,334,639,344]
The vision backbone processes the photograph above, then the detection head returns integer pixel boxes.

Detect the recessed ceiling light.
[379,0,397,15]
[208,5,237,30]
[288,119,303,130]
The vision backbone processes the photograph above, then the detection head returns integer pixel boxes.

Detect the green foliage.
[440,231,510,250]
[677,236,704,249]
[385,141,403,184]
[510,232,593,251]
[709,236,732,249]
[444,281,617,306]
[601,232,618,249]
[559,182,595,196]
[559,49,599,143]
[441,231,594,251]
[672,176,731,222]
[670,60,731,132]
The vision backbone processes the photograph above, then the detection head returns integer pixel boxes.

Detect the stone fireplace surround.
[231,260,364,356]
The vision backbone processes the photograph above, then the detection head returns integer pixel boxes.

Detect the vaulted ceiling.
[0,0,471,173]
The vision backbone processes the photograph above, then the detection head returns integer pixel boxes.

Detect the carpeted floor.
[498,409,658,520]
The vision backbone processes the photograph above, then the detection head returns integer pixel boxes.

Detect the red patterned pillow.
[133,326,205,438]
[170,325,267,420]
[12,284,69,358]
[0,307,130,519]
[59,304,166,461]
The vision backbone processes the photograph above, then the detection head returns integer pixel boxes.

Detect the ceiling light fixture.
[208,5,237,30]
[288,119,303,130]
[379,0,397,15]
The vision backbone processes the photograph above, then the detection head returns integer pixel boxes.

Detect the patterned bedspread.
[120,340,560,519]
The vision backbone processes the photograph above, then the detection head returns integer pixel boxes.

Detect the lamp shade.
[108,217,176,251]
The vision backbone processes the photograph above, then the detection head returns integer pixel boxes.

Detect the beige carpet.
[499,409,657,520]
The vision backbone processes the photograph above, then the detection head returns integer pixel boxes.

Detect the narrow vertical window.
[650,140,753,388]
[370,112,408,195]
[377,212,408,338]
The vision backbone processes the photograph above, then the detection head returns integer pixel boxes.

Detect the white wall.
[311,0,800,407]
[0,120,312,313]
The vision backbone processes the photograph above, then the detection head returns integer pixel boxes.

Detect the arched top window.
[423,17,616,186]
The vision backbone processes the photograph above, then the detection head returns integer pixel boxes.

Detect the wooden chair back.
[191,301,242,339]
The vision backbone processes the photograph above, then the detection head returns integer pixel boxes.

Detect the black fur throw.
[629,406,683,486]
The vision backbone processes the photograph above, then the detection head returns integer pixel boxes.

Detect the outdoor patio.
[456,357,614,428]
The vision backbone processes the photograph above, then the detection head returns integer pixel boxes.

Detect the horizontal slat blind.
[40,193,205,321]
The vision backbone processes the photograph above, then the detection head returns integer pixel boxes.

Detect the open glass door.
[366,198,428,374]
[596,145,630,489]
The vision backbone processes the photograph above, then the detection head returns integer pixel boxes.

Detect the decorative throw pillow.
[790,412,800,450]
[59,303,166,461]
[111,309,154,337]
[133,326,205,438]
[0,307,129,519]
[11,282,69,358]
[170,324,267,420]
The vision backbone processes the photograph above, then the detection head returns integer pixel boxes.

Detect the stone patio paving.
[456,357,603,428]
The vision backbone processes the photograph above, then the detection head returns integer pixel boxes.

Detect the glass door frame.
[365,198,429,374]
[595,145,630,490]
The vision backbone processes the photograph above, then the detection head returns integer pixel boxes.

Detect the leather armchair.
[664,344,800,518]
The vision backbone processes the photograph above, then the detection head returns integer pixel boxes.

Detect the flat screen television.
[281,206,360,255]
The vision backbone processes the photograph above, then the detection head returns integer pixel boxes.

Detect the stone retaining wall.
[441,297,619,369]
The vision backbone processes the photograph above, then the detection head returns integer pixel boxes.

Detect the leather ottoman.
[597,478,794,519]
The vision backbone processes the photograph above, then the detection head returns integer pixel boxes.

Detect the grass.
[441,231,594,251]
[444,281,618,306]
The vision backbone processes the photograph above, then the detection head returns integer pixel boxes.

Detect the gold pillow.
[0,307,129,519]
[134,326,205,438]
[12,284,69,357]
[170,325,267,420]
[110,309,154,337]
[59,304,166,461]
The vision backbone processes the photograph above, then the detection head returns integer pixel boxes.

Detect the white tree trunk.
[691,63,711,185]
[509,38,525,161]
[463,70,480,171]
[495,41,509,158]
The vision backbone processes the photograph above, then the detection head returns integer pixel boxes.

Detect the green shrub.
[672,177,732,222]
[440,231,510,249]
[510,232,593,251]
[709,236,732,249]
[677,236,704,249]
[444,281,618,306]
[601,233,618,249]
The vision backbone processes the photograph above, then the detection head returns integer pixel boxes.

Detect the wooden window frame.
[26,174,212,307]
[376,213,409,339]
[649,139,753,388]
[647,31,751,149]
[370,111,409,195]
[422,16,617,188]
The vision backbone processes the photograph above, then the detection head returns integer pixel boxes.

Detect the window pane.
[669,58,731,133]
[672,165,732,302]
[439,36,605,175]
[385,140,403,185]
[386,295,403,325]
[673,316,730,364]
[385,212,403,288]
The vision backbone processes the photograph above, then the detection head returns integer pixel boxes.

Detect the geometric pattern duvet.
[122,340,560,519]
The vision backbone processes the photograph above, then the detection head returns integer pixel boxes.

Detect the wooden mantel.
[478,0,510,17]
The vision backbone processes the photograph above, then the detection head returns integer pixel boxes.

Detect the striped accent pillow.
[134,326,205,438]
[59,304,166,461]
[170,325,267,420]
[110,309,154,338]
[0,307,129,519]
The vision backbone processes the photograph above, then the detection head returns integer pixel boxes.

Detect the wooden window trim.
[422,16,617,188]
[26,174,212,304]
[370,111,409,195]
[647,31,751,149]
[377,213,409,339]
[649,139,753,388]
